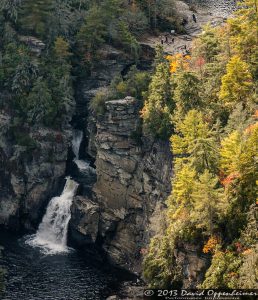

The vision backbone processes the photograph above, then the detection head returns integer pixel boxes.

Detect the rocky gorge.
[0,0,239,294]
[0,38,173,274]
[66,43,173,274]
[0,116,72,231]
[68,53,208,287]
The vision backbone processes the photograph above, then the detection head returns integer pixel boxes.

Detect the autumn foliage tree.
[219,55,254,110]
[143,0,258,289]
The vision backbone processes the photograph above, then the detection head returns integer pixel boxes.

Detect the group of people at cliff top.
[160,13,197,55]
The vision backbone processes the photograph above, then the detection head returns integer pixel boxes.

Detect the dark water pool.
[0,231,131,300]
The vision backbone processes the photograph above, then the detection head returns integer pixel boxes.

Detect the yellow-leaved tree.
[219,55,254,110]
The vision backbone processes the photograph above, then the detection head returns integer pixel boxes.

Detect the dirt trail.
[140,0,236,55]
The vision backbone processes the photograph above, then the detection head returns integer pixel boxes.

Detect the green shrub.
[14,132,37,150]
[143,235,183,288]
[9,124,38,150]
[90,90,110,116]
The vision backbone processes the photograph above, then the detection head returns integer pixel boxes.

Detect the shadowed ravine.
[0,127,131,299]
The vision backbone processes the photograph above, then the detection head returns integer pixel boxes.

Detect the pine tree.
[47,0,74,41]
[26,78,54,125]
[173,71,202,118]
[54,37,71,61]
[193,24,220,63]
[219,55,254,110]
[170,164,196,209]
[0,0,22,22]
[141,61,174,138]
[18,0,54,37]
[76,5,107,60]
[143,236,179,288]
[191,170,224,235]
[228,0,258,78]
[171,110,218,172]
[220,130,242,175]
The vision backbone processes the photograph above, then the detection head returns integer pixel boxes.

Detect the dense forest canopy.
[0,0,181,134]
[142,0,258,288]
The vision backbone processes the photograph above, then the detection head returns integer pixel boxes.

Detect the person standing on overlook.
[193,13,197,23]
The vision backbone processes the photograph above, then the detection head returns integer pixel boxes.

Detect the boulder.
[70,196,100,245]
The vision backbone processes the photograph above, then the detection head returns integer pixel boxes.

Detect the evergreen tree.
[0,0,22,22]
[47,0,74,41]
[170,164,196,209]
[117,21,140,58]
[191,170,224,235]
[171,110,218,172]
[220,130,243,175]
[224,104,252,134]
[174,71,202,118]
[18,0,54,37]
[219,55,254,110]
[193,24,220,63]
[141,62,174,138]
[228,0,258,78]
[26,78,54,125]
[135,0,177,29]
[76,5,107,61]
[54,37,71,60]
[201,250,243,288]
[143,235,181,288]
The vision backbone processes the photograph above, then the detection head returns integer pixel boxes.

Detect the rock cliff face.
[0,112,71,230]
[95,97,173,272]
[70,96,173,272]
[0,35,73,231]
[70,90,208,284]
[174,242,209,288]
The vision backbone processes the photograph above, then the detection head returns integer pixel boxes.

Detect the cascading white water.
[26,177,79,254]
[72,129,83,160]
[72,130,92,171]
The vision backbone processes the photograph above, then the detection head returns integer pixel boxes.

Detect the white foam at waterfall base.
[73,159,91,171]
[26,177,79,255]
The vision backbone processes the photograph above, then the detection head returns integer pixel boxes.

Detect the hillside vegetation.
[142,0,258,288]
[0,0,182,146]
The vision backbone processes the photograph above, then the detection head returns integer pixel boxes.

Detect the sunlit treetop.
[166,53,191,73]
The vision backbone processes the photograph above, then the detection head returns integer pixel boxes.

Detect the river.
[0,230,131,300]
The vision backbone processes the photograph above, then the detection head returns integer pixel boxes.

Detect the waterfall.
[72,130,92,171]
[26,177,79,254]
[72,130,83,160]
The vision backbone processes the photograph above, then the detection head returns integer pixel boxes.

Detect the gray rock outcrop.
[0,113,71,230]
[69,96,173,272]
[70,196,100,245]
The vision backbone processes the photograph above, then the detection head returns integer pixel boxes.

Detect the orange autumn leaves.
[219,171,240,187]
[203,236,220,254]
[203,237,254,256]
[166,53,191,73]
[166,53,206,75]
